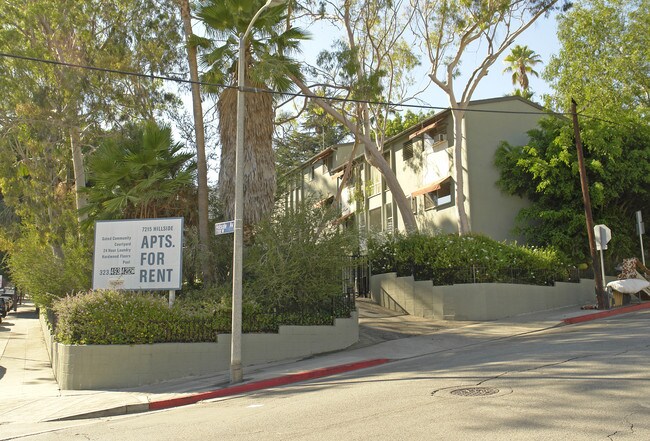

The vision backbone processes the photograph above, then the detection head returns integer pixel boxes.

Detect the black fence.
[342,254,370,297]
[384,264,596,287]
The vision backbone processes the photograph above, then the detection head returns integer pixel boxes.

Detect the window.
[323,155,333,173]
[369,207,382,232]
[368,166,381,196]
[385,203,393,232]
[424,180,452,210]
[308,165,316,181]
[402,140,415,161]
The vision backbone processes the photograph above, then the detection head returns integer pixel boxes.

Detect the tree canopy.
[495,0,650,267]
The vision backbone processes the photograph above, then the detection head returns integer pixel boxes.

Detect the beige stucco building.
[284,96,550,243]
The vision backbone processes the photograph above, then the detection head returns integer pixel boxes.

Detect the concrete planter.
[371,272,596,321]
[40,312,358,390]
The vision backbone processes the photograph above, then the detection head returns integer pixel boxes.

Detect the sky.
[295,10,560,111]
[191,8,562,182]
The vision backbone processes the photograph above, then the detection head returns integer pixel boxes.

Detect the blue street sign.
[215,220,235,235]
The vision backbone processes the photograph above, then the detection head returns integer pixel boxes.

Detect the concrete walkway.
[2,297,649,435]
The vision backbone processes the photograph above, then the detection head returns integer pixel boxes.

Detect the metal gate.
[343,255,370,297]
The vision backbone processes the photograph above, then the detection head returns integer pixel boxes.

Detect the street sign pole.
[637,211,645,266]
[594,224,611,307]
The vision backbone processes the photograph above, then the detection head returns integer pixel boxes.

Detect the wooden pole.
[571,99,608,309]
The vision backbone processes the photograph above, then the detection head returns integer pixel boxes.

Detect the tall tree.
[495,0,650,265]
[177,0,212,284]
[197,0,308,225]
[290,0,422,232]
[0,0,184,229]
[503,44,542,97]
[544,0,649,123]
[409,0,562,235]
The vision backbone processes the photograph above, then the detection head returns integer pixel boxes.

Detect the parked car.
[0,297,7,322]
[0,291,14,313]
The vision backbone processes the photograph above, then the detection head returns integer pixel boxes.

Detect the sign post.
[92,218,184,307]
[636,211,645,266]
[594,224,611,306]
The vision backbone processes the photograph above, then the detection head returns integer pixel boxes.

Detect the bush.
[368,232,569,285]
[52,286,356,345]
[243,201,358,311]
[8,226,91,307]
[53,290,176,345]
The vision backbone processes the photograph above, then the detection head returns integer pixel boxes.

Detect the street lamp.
[231,0,286,384]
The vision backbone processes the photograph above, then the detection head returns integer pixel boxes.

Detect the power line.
[0,51,578,118]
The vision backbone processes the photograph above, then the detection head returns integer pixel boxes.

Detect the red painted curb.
[563,302,650,325]
[148,358,391,411]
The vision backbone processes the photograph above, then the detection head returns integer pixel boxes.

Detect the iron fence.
[342,254,370,297]
[382,264,595,287]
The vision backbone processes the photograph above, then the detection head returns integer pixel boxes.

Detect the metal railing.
[376,263,594,287]
[342,254,370,297]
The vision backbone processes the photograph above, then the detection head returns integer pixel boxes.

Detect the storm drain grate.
[449,387,500,397]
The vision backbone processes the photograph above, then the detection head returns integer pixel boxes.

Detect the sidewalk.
[2,297,649,431]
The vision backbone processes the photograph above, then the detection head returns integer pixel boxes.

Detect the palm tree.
[503,45,542,96]
[83,122,196,222]
[197,0,308,225]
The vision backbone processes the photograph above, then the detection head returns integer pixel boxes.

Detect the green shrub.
[368,232,569,285]
[53,290,175,344]
[244,201,357,311]
[51,286,354,345]
[8,227,91,307]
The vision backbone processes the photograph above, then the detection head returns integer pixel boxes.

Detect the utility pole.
[571,99,608,309]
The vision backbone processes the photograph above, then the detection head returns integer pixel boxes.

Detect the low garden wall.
[40,312,358,390]
[371,272,596,321]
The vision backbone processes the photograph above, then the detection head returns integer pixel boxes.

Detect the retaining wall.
[371,272,595,321]
[40,312,358,390]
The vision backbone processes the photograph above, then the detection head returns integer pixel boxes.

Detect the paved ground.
[1,296,648,438]
[351,297,468,349]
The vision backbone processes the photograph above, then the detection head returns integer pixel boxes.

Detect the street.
[13,310,650,440]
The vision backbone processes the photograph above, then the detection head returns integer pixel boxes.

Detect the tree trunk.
[69,126,87,222]
[218,85,276,225]
[289,75,418,233]
[178,0,212,284]
[450,106,471,235]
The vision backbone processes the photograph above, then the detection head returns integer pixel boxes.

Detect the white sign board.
[594,224,611,251]
[93,218,183,290]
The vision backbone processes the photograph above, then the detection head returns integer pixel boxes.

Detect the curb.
[562,302,650,325]
[148,358,391,411]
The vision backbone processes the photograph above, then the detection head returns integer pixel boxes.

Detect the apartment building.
[284,96,550,243]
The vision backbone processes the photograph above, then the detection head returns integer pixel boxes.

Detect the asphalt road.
[16,309,650,440]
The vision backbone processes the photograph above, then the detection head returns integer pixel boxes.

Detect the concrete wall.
[41,312,358,390]
[371,272,595,321]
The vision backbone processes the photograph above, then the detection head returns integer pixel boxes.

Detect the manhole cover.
[449,387,500,397]
[432,385,512,398]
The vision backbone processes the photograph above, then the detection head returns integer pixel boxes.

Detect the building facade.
[284,96,550,243]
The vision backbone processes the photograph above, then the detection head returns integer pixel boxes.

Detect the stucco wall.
[371,272,595,321]
[41,312,358,390]
[464,98,547,242]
